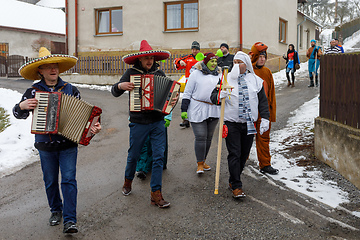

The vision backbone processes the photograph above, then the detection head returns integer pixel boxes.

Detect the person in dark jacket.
[283,44,300,87]
[217,43,234,71]
[13,47,101,234]
[210,51,270,198]
[111,40,178,208]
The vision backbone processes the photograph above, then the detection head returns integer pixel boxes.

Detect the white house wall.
[67,0,299,55]
[0,29,65,57]
[297,14,319,55]
[242,0,298,55]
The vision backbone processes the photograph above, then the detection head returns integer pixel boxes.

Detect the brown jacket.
[306,46,322,59]
[253,65,276,122]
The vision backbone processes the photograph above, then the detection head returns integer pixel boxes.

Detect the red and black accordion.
[130,74,180,115]
[31,91,102,146]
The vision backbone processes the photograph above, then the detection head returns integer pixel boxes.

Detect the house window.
[279,18,287,43]
[95,7,123,35]
[164,1,198,31]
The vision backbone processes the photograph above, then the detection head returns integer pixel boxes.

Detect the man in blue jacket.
[13,47,101,234]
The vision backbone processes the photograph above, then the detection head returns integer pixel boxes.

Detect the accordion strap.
[32,83,68,92]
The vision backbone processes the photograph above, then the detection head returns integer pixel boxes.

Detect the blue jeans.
[125,120,166,192]
[190,118,219,162]
[38,147,78,224]
[286,66,295,74]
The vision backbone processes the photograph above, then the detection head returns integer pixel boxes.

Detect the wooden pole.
[279,57,281,72]
[214,68,233,195]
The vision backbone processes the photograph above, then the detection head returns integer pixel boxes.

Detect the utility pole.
[334,0,338,23]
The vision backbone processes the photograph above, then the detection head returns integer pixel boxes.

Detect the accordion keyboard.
[32,92,59,132]
[130,75,142,111]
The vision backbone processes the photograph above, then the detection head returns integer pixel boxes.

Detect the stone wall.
[315,117,360,189]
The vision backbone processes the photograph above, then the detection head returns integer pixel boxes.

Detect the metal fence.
[0,55,29,78]
[320,54,360,129]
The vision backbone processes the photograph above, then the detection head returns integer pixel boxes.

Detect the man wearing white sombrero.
[13,47,101,233]
[111,40,178,208]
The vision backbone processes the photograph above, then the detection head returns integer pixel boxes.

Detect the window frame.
[95,6,123,36]
[279,18,287,43]
[164,0,199,32]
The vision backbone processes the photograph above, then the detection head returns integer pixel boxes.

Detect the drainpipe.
[297,16,307,52]
[239,0,243,50]
[75,0,78,57]
[65,0,68,54]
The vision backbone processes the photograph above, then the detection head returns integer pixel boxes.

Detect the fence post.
[279,57,281,72]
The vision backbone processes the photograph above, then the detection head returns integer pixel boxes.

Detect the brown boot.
[203,160,211,171]
[122,178,132,196]
[151,190,170,208]
[232,188,246,198]
[196,161,204,174]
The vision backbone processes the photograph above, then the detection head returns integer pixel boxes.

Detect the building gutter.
[65,0,68,54]
[75,0,78,57]
[239,0,243,50]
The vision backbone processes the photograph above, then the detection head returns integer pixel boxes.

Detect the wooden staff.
[214,67,233,195]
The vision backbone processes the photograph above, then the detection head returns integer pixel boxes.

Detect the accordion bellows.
[31,92,102,146]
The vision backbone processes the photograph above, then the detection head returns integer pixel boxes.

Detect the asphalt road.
[0,75,359,240]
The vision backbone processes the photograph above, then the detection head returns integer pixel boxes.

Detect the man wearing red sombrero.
[111,40,178,208]
[13,47,101,233]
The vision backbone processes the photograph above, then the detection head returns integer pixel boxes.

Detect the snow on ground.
[258,95,349,208]
[272,61,309,88]
[247,69,351,209]
[0,88,37,178]
[343,28,360,51]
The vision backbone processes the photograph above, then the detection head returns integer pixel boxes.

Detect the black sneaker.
[63,221,78,234]
[180,120,190,128]
[49,212,62,226]
[136,171,146,180]
[260,166,279,175]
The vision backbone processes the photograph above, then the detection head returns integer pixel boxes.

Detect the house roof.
[0,0,65,35]
[297,10,323,28]
[36,0,65,9]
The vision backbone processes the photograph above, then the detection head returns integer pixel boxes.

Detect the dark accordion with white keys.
[130,74,180,115]
[31,91,102,146]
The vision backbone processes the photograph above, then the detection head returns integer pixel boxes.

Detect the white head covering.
[228,51,254,81]
[233,51,254,73]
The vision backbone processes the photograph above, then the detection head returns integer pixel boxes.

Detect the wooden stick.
[214,96,226,194]
[214,68,233,195]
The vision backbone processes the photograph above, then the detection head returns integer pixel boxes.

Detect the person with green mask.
[180,52,221,174]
